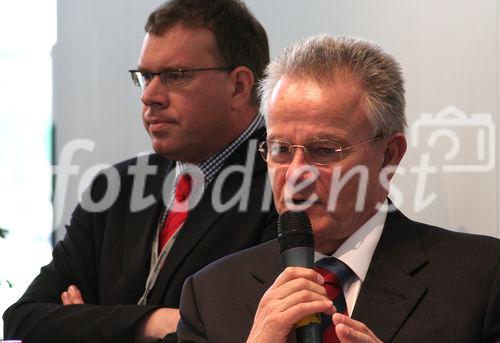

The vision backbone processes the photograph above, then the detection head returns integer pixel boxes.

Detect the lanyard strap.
[137,203,181,305]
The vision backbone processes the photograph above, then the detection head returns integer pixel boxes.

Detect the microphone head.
[277,211,314,252]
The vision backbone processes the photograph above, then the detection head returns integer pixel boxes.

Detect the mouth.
[148,122,171,135]
[147,117,179,134]
[283,197,321,211]
[148,116,178,125]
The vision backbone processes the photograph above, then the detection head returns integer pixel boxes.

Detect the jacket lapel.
[243,240,284,316]
[352,209,428,342]
[123,155,173,302]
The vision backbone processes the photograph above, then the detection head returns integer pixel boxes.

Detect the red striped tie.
[315,257,351,343]
[158,174,192,253]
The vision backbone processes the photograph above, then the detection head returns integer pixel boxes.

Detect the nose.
[140,75,169,109]
[282,148,318,205]
[285,148,317,184]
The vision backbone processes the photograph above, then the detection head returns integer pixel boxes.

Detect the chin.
[311,213,345,234]
[313,224,349,254]
[152,142,178,159]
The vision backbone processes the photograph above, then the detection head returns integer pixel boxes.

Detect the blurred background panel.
[0,0,57,334]
[53,0,499,240]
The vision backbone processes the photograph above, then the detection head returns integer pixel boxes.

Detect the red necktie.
[158,174,192,253]
[315,257,352,343]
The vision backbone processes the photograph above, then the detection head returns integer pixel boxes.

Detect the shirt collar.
[176,114,264,183]
[315,200,387,282]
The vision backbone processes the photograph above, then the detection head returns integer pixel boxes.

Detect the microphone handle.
[281,247,314,268]
[281,247,322,343]
[296,325,322,343]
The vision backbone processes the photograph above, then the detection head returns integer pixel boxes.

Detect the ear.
[381,133,407,179]
[229,66,254,110]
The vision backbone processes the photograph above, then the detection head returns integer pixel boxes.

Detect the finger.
[265,268,327,303]
[258,279,329,320]
[272,267,324,289]
[61,291,70,305]
[333,314,382,343]
[277,288,332,313]
[271,276,328,300]
[332,313,372,334]
[68,285,85,304]
[282,299,335,326]
[336,323,374,343]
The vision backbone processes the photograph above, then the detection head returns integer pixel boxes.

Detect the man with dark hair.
[177,35,500,342]
[3,1,276,342]
[144,0,268,107]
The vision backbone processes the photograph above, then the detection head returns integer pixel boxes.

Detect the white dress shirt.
[314,201,387,315]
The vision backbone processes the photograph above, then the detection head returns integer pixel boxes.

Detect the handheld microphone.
[278,211,322,343]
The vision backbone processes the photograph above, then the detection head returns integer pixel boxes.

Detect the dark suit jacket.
[178,208,500,342]
[3,127,278,342]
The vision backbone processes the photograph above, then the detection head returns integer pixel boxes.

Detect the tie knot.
[175,174,192,202]
[315,257,352,286]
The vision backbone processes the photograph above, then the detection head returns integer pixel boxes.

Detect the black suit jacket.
[178,208,500,342]
[3,127,278,342]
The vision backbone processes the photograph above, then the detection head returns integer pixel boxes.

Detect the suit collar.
[352,208,428,342]
[176,114,265,183]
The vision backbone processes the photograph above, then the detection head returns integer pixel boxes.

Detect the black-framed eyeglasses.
[258,136,382,166]
[128,67,234,90]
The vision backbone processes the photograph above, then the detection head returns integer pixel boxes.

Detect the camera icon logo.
[410,106,495,172]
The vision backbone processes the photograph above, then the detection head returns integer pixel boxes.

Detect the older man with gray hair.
[177,35,500,343]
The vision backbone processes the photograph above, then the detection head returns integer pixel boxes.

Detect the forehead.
[266,76,370,142]
[138,25,220,70]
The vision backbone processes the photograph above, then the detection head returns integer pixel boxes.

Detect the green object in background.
[0,226,13,287]
[0,280,13,288]
[0,226,8,239]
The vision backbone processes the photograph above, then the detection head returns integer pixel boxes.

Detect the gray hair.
[258,35,406,137]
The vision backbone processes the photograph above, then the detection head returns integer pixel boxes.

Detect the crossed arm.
[3,198,178,343]
[60,284,180,342]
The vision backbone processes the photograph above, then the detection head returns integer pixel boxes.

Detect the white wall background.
[54,0,500,239]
